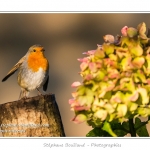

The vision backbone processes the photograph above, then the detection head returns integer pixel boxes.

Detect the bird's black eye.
[33,49,36,52]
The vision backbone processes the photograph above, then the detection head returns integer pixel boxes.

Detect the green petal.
[128,102,138,112]
[137,108,150,117]
[103,43,115,55]
[129,44,143,56]
[110,91,124,103]
[94,49,105,59]
[127,27,138,38]
[132,56,145,69]
[72,114,87,124]
[120,57,132,71]
[137,22,146,34]
[94,109,108,121]
[137,87,149,105]
[133,71,147,83]
[117,104,128,117]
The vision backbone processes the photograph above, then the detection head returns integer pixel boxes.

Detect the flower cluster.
[69,22,150,127]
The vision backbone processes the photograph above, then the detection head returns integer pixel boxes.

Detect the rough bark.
[0,94,65,137]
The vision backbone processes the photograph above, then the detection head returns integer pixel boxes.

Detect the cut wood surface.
[0,94,65,137]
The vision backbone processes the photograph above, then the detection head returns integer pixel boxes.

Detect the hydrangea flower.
[69,22,150,136]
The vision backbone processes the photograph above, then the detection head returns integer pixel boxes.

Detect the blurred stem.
[129,119,136,137]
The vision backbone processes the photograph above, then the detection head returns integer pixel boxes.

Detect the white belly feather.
[18,67,47,91]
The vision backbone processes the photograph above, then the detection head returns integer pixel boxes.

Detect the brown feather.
[2,56,25,82]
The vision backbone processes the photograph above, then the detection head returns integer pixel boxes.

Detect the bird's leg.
[36,88,43,96]
[19,88,29,99]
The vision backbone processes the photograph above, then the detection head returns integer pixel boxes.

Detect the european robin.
[2,44,49,99]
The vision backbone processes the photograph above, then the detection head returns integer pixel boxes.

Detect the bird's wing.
[43,75,49,91]
[2,56,26,82]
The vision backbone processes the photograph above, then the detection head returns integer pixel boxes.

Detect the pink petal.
[89,62,97,72]
[109,73,119,79]
[104,58,111,65]
[108,69,120,79]
[106,85,115,91]
[82,50,96,55]
[96,62,102,69]
[80,62,88,71]
[69,99,80,110]
[103,76,109,81]
[74,106,90,111]
[112,97,122,103]
[88,50,96,55]
[129,91,139,102]
[71,92,78,98]
[82,52,88,54]
[77,57,89,62]
[71,81,81,88]
[69,98,75,104]
[121,26,128,36]
[85,74,93,80]
[147,79,150,84]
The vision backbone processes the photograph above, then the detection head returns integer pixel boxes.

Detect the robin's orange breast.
[27,52,49,72]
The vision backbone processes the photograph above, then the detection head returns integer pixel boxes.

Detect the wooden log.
[0,94,65,137]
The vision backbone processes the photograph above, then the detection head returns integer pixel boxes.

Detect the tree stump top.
[0,93,65,137]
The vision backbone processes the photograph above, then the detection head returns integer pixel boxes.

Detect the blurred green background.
[0,13,150,136]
